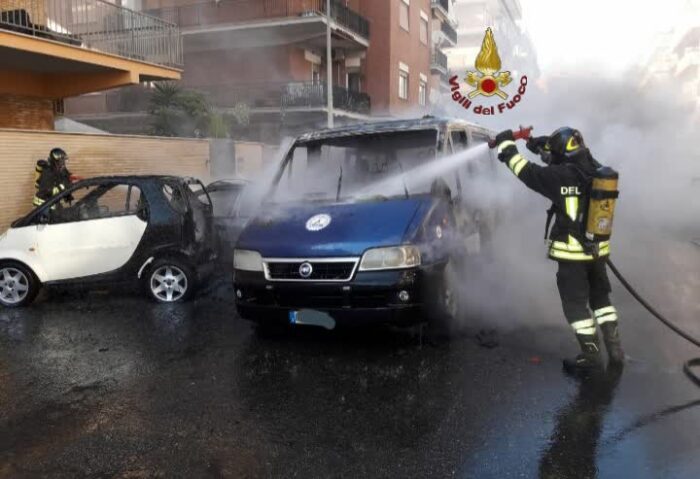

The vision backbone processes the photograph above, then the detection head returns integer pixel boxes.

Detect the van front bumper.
[233,267,428,327]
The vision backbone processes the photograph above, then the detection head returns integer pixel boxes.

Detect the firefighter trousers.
[555,259,614,326]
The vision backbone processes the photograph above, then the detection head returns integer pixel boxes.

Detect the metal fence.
[431,0,449,14]
[431,48,448,71]
[147,0,369,40]
[0,0,183,67]
[440,19,458,44]
[103,81,371,115]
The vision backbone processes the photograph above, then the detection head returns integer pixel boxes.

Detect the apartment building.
[446,0,538,80]
[66,0,454,143]
[641,1,700,114]
[0,0,181,130]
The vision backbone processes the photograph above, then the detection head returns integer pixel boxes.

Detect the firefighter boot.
[600,321,625,364]
[563,332,604,373]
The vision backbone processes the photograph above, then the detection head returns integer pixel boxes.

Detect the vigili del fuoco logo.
[450,27,528,116]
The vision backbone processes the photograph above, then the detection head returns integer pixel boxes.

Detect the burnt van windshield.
[273,129,438,202]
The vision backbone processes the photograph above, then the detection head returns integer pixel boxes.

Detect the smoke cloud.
[443,72,700,338]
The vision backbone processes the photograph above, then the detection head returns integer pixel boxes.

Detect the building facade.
[66,0,456,143]
[0,0,182,130]
[446,0,538,81]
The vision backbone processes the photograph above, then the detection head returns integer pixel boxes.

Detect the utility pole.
[326,0,334,128]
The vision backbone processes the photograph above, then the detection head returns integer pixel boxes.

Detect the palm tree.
[148,82,249,138]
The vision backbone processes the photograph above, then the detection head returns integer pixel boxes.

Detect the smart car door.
[36,183,148,281]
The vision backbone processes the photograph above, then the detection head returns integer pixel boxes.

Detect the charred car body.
[0,176,216,307]
[233,118,497,329]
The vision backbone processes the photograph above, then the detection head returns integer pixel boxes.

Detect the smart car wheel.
[0,262,40,307]
[147,259,194,303]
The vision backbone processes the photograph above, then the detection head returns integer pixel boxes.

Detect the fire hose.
[606,259,700,387]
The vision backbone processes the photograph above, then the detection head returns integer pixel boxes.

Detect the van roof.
[296,117,493,143]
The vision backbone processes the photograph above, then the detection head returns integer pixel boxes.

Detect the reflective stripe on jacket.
[496,139,609,262]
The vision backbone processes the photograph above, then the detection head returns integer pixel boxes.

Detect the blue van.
[233,117,496,330]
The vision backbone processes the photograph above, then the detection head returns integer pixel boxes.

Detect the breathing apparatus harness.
[493,126,700,387]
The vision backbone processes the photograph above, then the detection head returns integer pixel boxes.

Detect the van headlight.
[233,249,263,272]
[359,245,421,271]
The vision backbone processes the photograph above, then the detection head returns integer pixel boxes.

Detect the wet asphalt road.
[1,242,700,478]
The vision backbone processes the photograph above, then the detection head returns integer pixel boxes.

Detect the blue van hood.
[236,197,431,257]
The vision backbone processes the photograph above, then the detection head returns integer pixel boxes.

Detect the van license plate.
[289,309,336,330]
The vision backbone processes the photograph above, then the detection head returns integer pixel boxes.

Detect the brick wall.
[0,129,210,231]
[0,95,54,131]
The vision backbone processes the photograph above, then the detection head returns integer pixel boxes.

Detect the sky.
[519,0,695,76]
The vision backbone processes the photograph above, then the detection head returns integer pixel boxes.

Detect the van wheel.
[425,260,461,326]
[146,258,195,303]
[0,262,40,307]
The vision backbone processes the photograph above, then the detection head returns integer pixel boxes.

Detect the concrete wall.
[0,129,210,231]
[0,95,54,130]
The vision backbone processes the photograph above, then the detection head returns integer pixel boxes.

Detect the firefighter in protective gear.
[493,127,624,372]
[33,148,73,209]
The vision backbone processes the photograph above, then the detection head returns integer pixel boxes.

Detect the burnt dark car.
[232,117,499,330]
[0,176,216,307]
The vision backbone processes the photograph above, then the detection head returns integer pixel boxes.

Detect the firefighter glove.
[494,129,514,145]
[526,136,548,154]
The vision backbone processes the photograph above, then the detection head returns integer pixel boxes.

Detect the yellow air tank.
[586,167,619,241]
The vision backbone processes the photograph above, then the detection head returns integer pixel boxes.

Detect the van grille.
[265,259,357,281]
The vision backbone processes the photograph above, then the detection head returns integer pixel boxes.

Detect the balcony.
[676,46,700,78]
[147,0,369,53]
[431,0,449,21]
[440,19,458,46]
[431,48,447,74]
[0,0,182,99]
[100,81,371,117]
[0,0,182,67]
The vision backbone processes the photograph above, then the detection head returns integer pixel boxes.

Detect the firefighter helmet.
[48,148,68,167]
[541,127,585,165]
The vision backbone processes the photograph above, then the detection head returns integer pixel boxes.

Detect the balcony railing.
[148,0,369,41]
[104,81,371,115]
[677,46,700,76]
[440,19,458,44]
[0,0,182,67]
[431,48,448,72]
[431,0,449,14]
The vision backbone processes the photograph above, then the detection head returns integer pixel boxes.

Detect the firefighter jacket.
[496,139,610,262]
[33,165,72,208]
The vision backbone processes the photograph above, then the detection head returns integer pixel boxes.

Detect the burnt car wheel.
[146,259,195,303]
[0,262,40,307]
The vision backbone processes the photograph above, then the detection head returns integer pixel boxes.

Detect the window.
[347,72,361,92]
[450,130,469,151]
[399,0,409,31]
[47,183,145,224]
[272,129,439,201]
[399,64,409,100]
[419,13,428,45]
[162,182,188,214]
[311,63,321,84]
[419,79,427,106]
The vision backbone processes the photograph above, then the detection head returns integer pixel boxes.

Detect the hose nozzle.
[488,125,534,148]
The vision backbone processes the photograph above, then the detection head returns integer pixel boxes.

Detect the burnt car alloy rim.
[150,266,188,302]
[0,267,29,305]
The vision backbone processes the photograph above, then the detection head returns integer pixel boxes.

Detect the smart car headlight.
[359,246,421,271]
[233,249,263,272]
